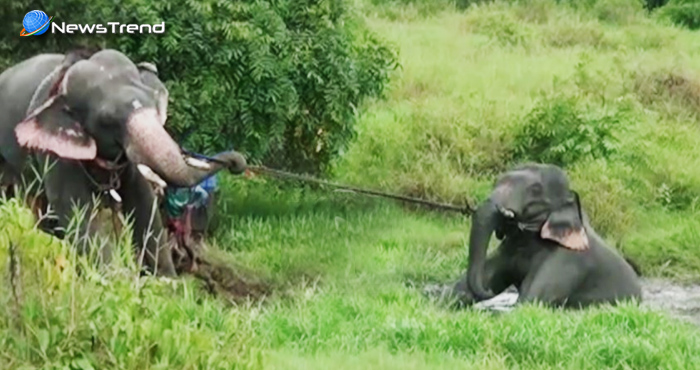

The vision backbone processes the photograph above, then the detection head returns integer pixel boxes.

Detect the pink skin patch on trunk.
[125,108,203,186]
[15,119,97,160]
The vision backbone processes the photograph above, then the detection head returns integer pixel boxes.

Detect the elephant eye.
[528,183,543,196]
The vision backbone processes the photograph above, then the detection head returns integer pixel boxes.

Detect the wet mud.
[471,279,700,326]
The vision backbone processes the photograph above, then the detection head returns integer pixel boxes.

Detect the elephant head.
[14,49,245,187]
[466,163,588,300]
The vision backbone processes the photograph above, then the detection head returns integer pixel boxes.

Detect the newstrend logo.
[20,10,53,36]
[52,22,165,34]
[20,10,165,36]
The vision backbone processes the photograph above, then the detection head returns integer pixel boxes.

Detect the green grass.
[5,0,700,368]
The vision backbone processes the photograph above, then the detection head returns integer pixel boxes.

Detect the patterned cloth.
[164,175,217,218]
[164,175,218,242]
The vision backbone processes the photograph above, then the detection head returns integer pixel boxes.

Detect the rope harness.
[78,152,130,237]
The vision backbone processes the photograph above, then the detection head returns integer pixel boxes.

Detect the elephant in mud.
[443,163,642,309]
[0,49,246,276]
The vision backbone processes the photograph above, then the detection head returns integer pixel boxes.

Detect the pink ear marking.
[15,118,97,161]
[540,219,590,251]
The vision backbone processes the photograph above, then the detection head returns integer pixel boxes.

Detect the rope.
[247,165,476,216]
[181,150,476,215]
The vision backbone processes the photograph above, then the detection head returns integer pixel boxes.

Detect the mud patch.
[170,237,273,304]
[639,278,700,326]
[189,254,273,304]
[468,279,700,326]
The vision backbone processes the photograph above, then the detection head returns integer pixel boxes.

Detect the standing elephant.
[0,49,246,276]
[447,163,641,309]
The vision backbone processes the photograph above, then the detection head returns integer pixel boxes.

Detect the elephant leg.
[41,158,113,264]
[451,248,515,307]
[119,164,176,277]
[517,251,586,308]
[0,158,20,201]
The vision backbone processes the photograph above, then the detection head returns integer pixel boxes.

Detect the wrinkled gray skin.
[450,163,642,309]
[0,49,246,276]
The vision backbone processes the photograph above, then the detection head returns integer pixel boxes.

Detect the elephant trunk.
[466,199,500,301]
[124,108,246,187]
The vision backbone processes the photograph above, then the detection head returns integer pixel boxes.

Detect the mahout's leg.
[118,163,176,277]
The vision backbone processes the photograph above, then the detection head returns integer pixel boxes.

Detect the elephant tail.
[624,256,643,277]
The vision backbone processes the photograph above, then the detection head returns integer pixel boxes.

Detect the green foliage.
[645,0,670,10]
[0,0,398,174]
[509,92,627,168]
[658,0,700,30]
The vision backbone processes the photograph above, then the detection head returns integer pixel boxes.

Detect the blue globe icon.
[22,10,51,36]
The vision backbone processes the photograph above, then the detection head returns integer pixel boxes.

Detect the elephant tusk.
[137,164,167,188]
[498,207,515,218]
[185,157,212,170]
[109,189,122,203]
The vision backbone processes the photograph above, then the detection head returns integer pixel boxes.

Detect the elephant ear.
[540,192,589,251]
[14,60,98,161]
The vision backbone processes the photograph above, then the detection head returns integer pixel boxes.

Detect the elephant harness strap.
[79,152,130,236]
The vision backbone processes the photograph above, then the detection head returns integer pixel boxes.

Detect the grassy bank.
[4,0,700,368]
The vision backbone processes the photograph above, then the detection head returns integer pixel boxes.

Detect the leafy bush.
[509,93,628,167]
[0,0,398,174]
[658,0,700,30]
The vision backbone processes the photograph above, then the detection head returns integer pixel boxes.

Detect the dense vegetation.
[4,0,700,368]
[0,0,398,174]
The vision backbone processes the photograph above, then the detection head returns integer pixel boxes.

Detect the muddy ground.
[470,279,700,326]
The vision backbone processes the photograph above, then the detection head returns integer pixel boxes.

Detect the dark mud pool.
[464,279,700,326]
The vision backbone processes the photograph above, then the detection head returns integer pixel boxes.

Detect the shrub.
[1,0,398,175]
[658,0,700,30]
[509,92,628,168]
